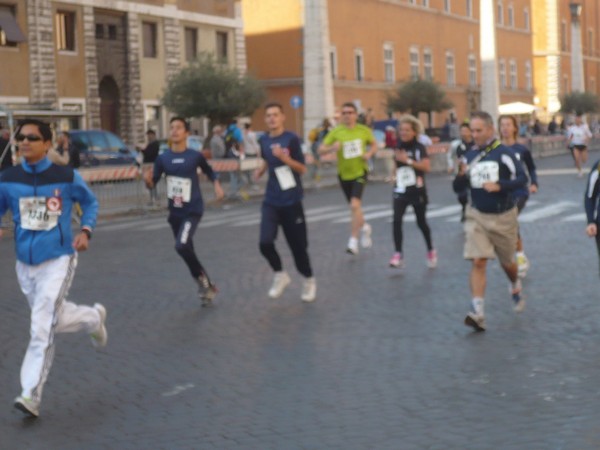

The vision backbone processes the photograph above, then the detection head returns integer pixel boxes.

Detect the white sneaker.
[91,303,108,348]
[268,271,291,298]
[346,237,359,255]
[464,312,486,332]
[301,277,317,302]
[360,223,372,248]
[14,396,39,418]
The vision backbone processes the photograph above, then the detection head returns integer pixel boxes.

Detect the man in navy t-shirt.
[145,117,224,306]
[255,103,316,302]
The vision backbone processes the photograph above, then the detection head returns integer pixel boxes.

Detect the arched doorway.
[99,76,120,133]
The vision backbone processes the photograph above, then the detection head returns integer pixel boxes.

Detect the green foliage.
[162,53,266,124]
[386,79,454,121]
[560,91,600,115]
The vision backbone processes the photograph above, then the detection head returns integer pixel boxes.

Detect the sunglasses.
[16,134,43,142]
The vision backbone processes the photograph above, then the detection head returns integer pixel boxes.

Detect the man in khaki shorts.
[453,111,527,331]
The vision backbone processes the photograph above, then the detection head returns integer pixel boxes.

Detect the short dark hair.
[170,116,190,132]
[16,119,53,142]
[470,111,494,127]
[244,123,251,130]
[341,102,357,112]
[146,129,156,135]
[264,102,284,112]
[459,122,471,130]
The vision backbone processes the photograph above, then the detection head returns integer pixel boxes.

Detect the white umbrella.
[498,102,537,115]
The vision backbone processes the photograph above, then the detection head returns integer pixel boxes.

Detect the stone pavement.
[1,151,600,449]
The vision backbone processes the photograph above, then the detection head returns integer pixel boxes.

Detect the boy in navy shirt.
[255,103,316,302]
[145,117,224,306]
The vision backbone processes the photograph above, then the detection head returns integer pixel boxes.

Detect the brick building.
[532,0,600,120]
[0,0,245,145]
[244,0,535,136]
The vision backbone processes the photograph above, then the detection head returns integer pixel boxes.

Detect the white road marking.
[162,383,195,397]
[518,201,578,223]
[562,213,586,222]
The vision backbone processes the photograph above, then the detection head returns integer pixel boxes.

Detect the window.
[95,23,104,39]
[408,0,415,4]
[499,59,506,88]
[509,59,517,90]
[525,61,532,91]
[383,43,394,83]
[590,77,596,94]
[507,4,514,27]
[0,5,26,47]
[523,8,529,31]
[108,24,117,40]
[444,0,450,13]
[466,0,473,17]
[446,51,455,87]
[423,48,433,81]
[184,27,198,62]
[142,22,157,58]
[422,0,429,6]
[354,48,364,81]
[589,29,594,56]
[409,46,419,80]
[55,11,76,51]
[497,1,503,26]
[330,46,337,79]
[561,20,568,52]
[216,31,228,62]
[563,74,569,93]
[468,54,477,86]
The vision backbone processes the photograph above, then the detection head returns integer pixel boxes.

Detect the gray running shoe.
[198,276,218,307]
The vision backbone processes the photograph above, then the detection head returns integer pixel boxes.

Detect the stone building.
[243,0,535,137]
[0,0,245,146]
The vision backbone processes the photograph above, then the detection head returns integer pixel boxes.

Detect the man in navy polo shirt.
[145,117,224,306]
[255,103,316,302]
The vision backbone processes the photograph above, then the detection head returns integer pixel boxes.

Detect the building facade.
[532,0,600,119]
[0,0,245,145]
[244,0,535,136]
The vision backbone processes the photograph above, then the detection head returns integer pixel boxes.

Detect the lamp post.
[480,0,500,123]
[569,2,585,92]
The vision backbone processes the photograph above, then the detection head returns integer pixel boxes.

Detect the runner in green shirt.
[319,102,378,254]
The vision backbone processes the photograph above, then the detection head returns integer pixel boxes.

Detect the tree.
[560,91,600,115]
[162,53,266,126]
[386,79,454,128]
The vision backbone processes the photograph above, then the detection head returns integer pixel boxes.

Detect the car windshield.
[87,131,109,152]
[105,132,127,152]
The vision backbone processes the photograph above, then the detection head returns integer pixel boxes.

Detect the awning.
[0,9,26,43]
[498,102,538,115]
[0,109,83,118]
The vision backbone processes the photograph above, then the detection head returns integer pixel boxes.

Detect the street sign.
[290,95,303,109]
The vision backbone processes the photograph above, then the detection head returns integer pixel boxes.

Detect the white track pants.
[16,254,101,404]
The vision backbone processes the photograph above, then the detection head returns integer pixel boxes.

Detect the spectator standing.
[209,125,226,159]
[224,120,245,200]
[0,129,13,172]
[243,123,261,189]
[142,129,160,205]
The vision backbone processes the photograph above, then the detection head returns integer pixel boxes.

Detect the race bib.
[166,176,192,207]
[470,161,499,188]
[342,139,363,159]
[395,166,417,192]
[19,197,60,231]
[274,165,297,191]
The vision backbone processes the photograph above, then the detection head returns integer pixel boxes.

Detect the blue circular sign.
[290,95,303,109]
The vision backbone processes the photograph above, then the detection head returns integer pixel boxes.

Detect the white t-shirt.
[568,123,592,145]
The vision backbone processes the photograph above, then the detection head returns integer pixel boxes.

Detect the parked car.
[70,130,138,167]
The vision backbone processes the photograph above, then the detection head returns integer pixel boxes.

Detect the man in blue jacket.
[453,111,527,332]
[0,119,105,418]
